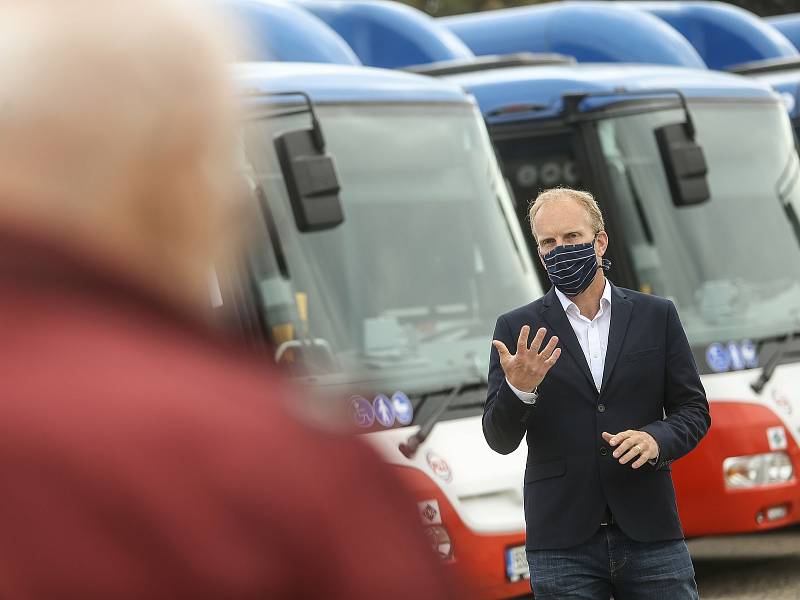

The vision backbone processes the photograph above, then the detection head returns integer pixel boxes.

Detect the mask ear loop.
[592,233,612,271]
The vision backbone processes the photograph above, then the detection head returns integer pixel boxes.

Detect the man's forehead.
[533,196,593,235]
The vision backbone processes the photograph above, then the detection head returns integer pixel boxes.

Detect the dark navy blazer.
[485,283,710,551]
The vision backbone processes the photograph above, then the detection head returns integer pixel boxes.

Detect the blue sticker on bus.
[351,395,375,428]
[727,341,745,371]
[740,339,758,369]
[373,394,396,428]
[391,391,414,425]
[706,343,731,373]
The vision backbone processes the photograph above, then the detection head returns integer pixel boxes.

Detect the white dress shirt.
[508,280,612,402]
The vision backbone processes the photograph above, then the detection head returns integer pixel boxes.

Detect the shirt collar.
[554,278,612,315]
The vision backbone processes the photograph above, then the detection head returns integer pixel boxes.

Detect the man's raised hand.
[492,326,561,393]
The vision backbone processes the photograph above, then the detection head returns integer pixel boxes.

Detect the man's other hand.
[602,430,659,469]
[492,326,561,393]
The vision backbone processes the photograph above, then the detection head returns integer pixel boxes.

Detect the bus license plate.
[505,545,530,583]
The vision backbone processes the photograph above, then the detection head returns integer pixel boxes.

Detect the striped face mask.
[541,238,611,297]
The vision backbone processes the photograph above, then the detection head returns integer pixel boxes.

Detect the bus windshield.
[243,102,539,396]
[596,100,800,346]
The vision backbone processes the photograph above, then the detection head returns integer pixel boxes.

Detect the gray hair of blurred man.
[0,0,242,316]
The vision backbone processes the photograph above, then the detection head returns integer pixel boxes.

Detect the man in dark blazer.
[486,188,710,599]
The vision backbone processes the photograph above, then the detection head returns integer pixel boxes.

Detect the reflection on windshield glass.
[597,102,800,344]
[243,103,539,394]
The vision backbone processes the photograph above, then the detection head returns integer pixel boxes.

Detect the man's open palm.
[493,326,561,393]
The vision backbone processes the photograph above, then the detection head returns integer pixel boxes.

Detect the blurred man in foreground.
[0,1,455,598]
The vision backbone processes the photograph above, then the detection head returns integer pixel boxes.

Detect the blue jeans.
[526,524,699,599]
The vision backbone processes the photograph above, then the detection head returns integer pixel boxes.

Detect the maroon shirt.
[0,230,456,599]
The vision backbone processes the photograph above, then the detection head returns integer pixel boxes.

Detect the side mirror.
[655,122,710,206]
[274,128,344,232]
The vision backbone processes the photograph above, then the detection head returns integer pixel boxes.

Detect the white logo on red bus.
[772,388,794,416]
[426,450,453,483]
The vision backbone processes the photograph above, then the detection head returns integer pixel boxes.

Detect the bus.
[300,0,800,558]
[768,13,800,53]
[228,60,544,599]
[441,1,800,138]
[217,0,360,64]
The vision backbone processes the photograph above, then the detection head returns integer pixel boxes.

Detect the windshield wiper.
[624,169,654,244]
[775,150,800,250]
[399,380,486,459]
[254,184,290,279]
[750,332,798,394]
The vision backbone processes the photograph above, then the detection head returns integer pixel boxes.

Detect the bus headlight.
[723,452,794,489]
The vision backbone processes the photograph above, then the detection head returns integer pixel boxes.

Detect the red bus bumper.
[675,401,800,536]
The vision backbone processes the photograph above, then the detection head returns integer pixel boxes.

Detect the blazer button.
[600,447,608,456]
[598,403,606,413]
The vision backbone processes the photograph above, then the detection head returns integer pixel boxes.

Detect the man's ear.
[595,230,609,257]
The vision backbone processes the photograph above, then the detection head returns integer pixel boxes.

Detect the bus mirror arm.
[245,90,327,151]
[246,90,344,232]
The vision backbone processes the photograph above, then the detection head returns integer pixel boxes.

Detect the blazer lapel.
[600,283,634,392]
[540,287,596,393]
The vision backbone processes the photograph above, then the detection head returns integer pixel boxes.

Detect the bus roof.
[767,14,800,52]
[234,62,472,105]
[743,67,800,118]
[627,2,798,70]
[218,0,360,65]
[297,0,474,69]
[440,2,706,69]
[442,63,778,122]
